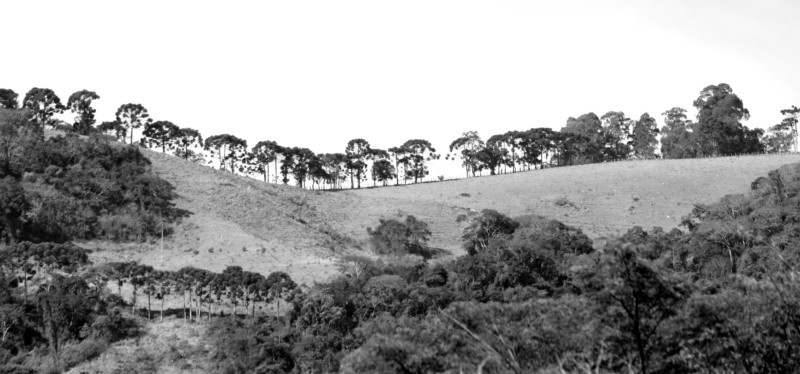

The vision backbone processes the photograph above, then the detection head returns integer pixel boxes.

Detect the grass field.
[85,150,800,284]
[337,154,800,254]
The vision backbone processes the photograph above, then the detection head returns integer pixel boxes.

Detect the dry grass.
[341,154,800,255]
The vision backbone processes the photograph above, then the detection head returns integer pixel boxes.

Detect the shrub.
[461,209,519,255]
[367,215,431,256]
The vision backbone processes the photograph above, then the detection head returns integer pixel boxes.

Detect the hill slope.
[86,149,356,285]
[337,154,800,255]
[87,151,800,282]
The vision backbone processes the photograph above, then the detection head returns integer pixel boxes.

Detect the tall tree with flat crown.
[204,134,247,173]
[67,89,100,135]
[251,140,280,182]
[115,103,151,145]
[22,88,64,130]
[345,138,371,189]
[401,139,438,183]
[173,127,204,160]
[142,120,180,153]
[449,131,484,177]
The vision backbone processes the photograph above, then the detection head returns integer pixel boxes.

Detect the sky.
[3,0,800,177]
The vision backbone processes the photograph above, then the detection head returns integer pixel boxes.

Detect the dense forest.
[2,85,800,373]
[1,84,798,190]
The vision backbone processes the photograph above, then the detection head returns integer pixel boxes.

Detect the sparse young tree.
[66,90,100,135]
[115,103,152,145]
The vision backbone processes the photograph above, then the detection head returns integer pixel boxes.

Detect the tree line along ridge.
[1,83,797,191]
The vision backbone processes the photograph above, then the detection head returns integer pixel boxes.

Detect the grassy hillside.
[85,150,800,283]
[339,154,800,255]
[85,149,357,285]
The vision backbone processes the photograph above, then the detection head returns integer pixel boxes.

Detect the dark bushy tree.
[461,209,519,255]
[631,113,659,158]
[693,83,750,156]
[0,89,19,109]
[367,215,431,256]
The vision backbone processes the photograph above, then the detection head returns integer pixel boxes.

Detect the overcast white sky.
[4,0,800,171]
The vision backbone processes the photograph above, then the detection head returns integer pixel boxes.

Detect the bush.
[367,215,431,257]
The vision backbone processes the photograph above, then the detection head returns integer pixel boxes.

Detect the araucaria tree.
[173,128,204,160]
[115,103,151,145]
[142,120,180,153]
[250,140,280,182]
[631,113,659,158]
[22,88,64,130]
[66,90,100,135]
[345,138,371,189]
[401,139,438,183]
[693,83,750,156]
[771,105,800,153]
[449,131,484,177]
[204,134,247,173]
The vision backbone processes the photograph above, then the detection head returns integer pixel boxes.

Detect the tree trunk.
[131,285,137,316]
[161,297,164,323]
[147,293,152,320]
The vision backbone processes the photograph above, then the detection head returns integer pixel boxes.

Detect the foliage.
[461,209,519,255]
[204,134,247,173]
[0,89,19,110]
[631,113,659,158]
[66,90,100,135]
[173,127,203,160]
[693,83,751,156]
[115,103,151,145]
[141,120,179,153]
[22,88,64,130]
[367,215,432,257]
